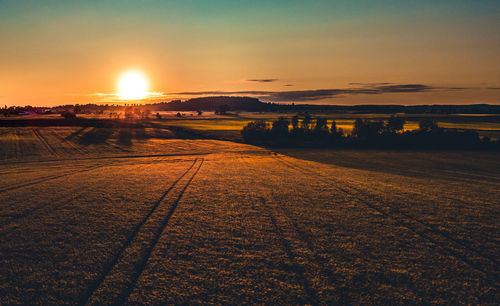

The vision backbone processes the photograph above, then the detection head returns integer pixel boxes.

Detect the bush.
[419,120,439,133]
[386,115,405,133]
[241,120,269,143]
[61,111,76,120]
[301,112,312,130]
[291,115,299,129]
[215,105,230,115]
[271,117,290,138]
[353,119,384,141]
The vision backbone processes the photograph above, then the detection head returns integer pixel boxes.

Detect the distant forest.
[2,96,500,116]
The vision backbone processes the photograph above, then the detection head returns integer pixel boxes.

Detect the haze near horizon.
[1,0,499,106]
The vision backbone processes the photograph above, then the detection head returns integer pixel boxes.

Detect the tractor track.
[81,158,204,305]
[0,152,209,166]
[262,197,321,306]
[0,155,201,194]
[0,164,105,194]
[32,128,58,156]
[0,193,87,234]
[273,153,494,206]
[274,155,499,260]
[49,129,88,155]
[0,159,167,233]
[271,154,499,284]
[237,153,323,305]
[13,129,21,159]
[328,153,500,187]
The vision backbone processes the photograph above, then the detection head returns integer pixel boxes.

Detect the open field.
[4,112,500,142]
[0,125,499,304]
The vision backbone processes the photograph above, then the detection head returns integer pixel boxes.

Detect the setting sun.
[117,70,149,100]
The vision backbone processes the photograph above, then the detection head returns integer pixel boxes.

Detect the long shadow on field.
[78,127,114,145]
[118,126,172,146]
[65,126,88,141]
[118,128,133,147]
[134,126,151,140]
[275,149,500,183]
[76,125,201,149]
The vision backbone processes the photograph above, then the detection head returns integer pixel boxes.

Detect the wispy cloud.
[375,84,432,93]
[348,82,392,86]
[86,83,498,104]
[175,83,435,102]
[247,79,279,83]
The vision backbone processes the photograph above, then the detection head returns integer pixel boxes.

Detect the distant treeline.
[150,97,266,112]
[241,114,500,150]
[2,96,500,116]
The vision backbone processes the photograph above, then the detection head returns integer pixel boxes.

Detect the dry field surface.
[0,126,498,304]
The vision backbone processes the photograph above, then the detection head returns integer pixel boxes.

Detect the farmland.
[5,111,499,142]
[0,124,498,304]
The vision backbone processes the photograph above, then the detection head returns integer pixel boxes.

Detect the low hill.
[148,97,500,114]
[150,96,267,112]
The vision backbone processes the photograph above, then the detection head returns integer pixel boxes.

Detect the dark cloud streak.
[247,79,278,83]
[175,83,435,102]
[348,82,392,86]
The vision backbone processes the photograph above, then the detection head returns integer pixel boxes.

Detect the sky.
[1,0,499,106]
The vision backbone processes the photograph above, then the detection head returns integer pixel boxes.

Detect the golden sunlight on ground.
[117,70,149,100]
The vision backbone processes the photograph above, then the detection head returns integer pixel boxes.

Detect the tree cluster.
[241,114,499,149]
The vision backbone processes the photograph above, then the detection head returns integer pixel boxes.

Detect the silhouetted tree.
[291,115,299,129]
[330,120,337,134]
[241,120,269,143]
[311,117,329,140]
[386,115,406,133]
[314,118,328,131]
[330,120,343,140]
[124,106,134,119]
[73,104,81,114]
[301,112,312,130]
[61,111,76,120]
[353,119,364,137]
[271,117,290,138]
[419,120,439,133]
[353,119,384,140]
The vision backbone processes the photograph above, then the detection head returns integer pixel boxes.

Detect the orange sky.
[1,1,499,106]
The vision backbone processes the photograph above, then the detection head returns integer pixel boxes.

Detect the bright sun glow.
[117,70,149,100]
